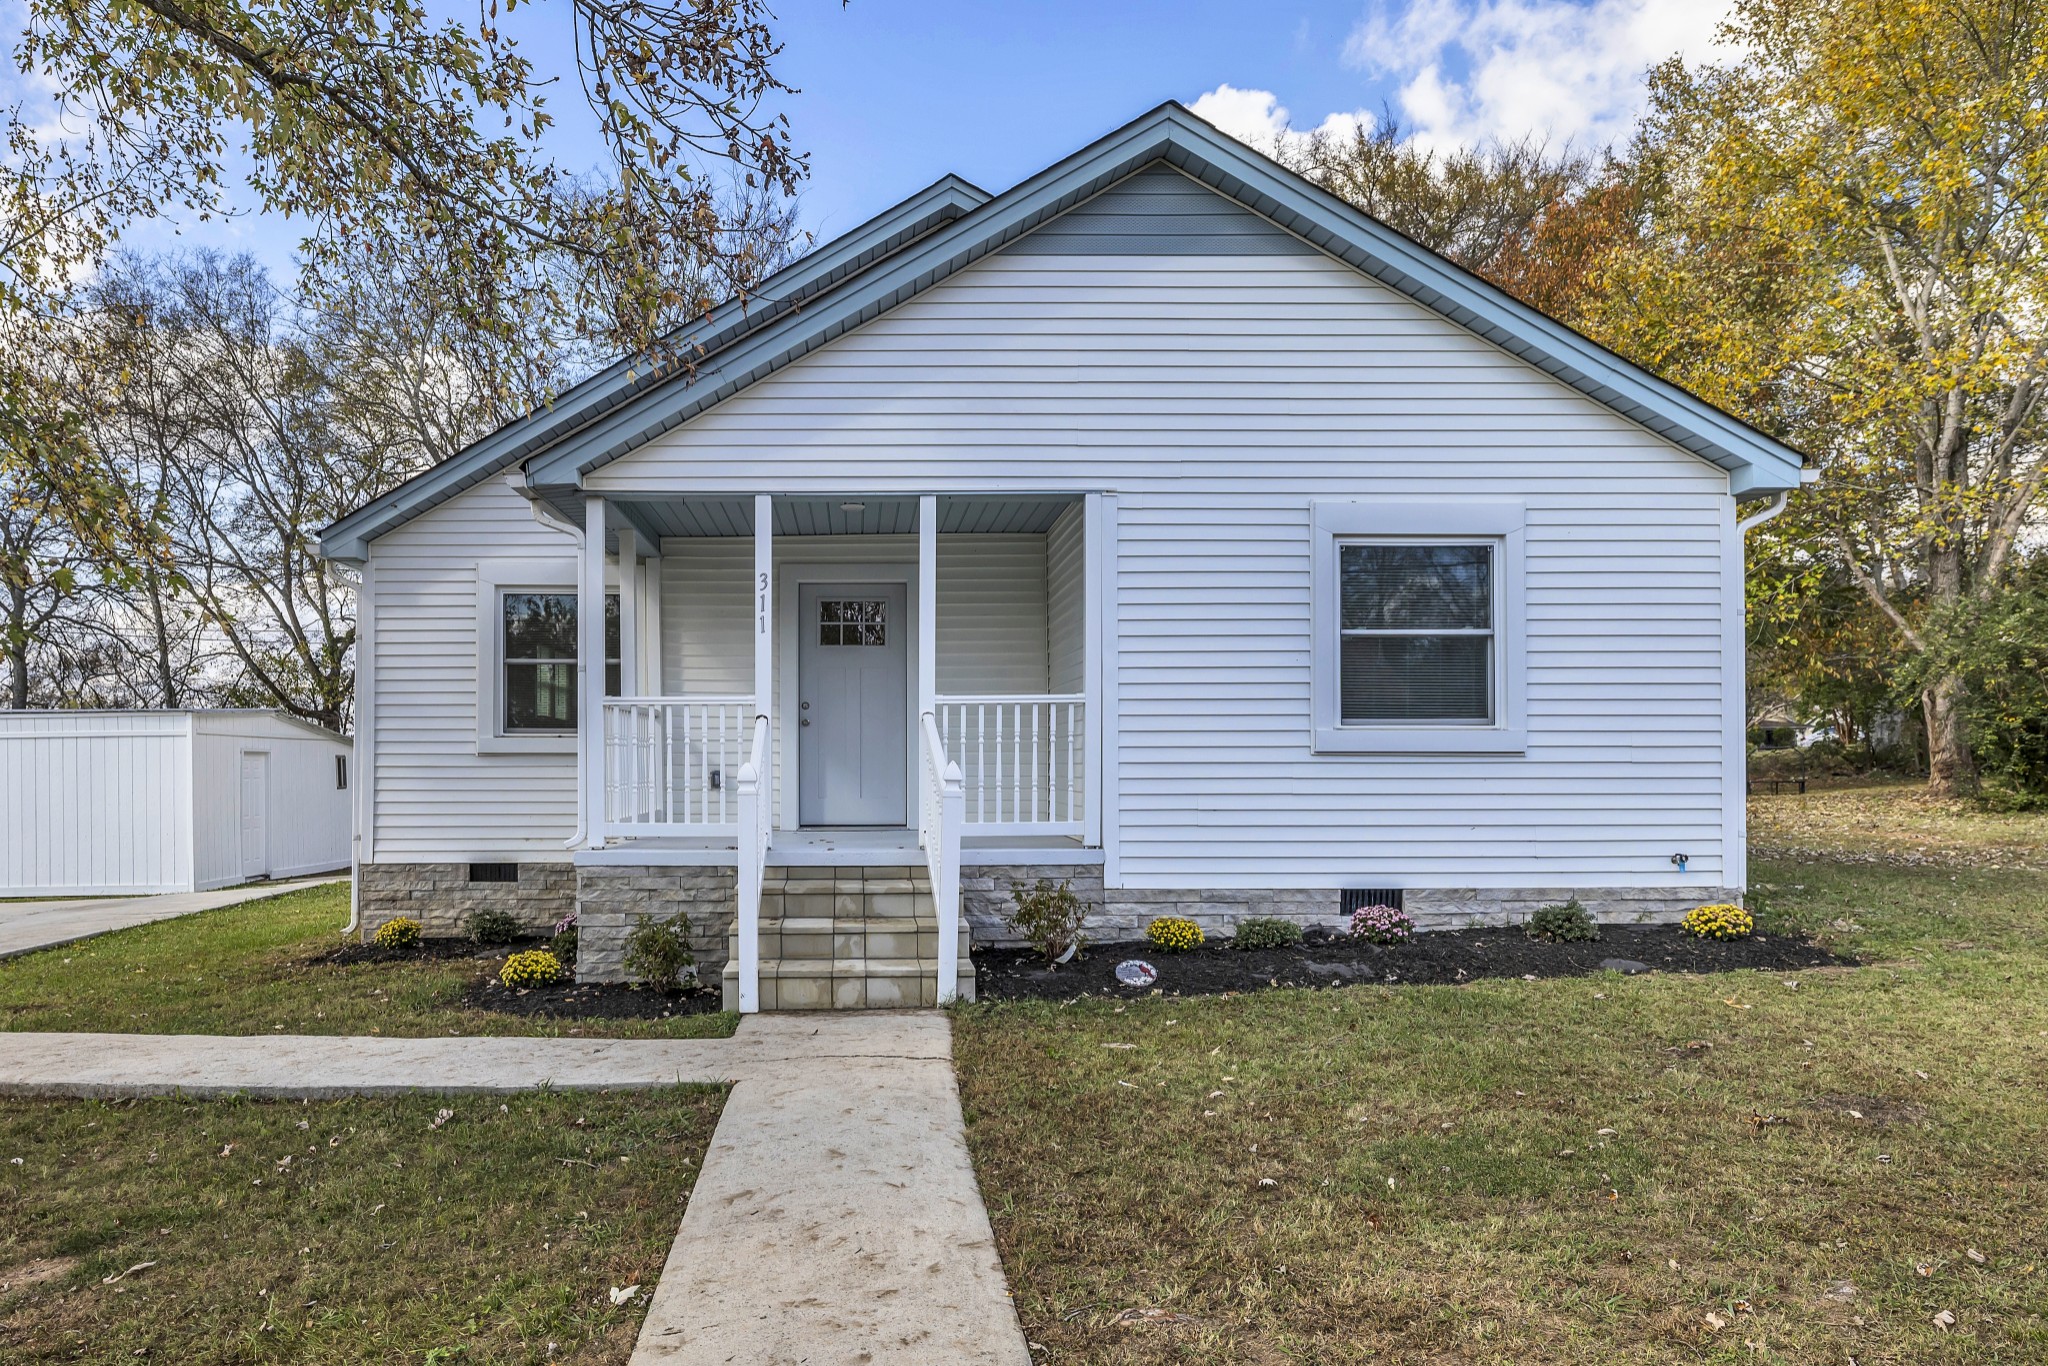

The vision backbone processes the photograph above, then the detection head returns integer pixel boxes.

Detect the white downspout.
[332,562,366,937]
[1737,489,1791,535]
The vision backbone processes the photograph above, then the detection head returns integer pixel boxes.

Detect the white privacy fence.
[933,694,1085,835]
[601,697,752,833]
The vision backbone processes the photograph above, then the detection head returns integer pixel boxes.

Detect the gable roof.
[320,103,1806,560]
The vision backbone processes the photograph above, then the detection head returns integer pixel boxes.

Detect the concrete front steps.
[721,865,975,1011]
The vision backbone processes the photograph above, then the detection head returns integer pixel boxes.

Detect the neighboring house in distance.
[318,104,1810,1011]
[0,709,353,895]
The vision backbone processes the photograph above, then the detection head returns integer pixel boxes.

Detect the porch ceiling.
[611,495,1078,540]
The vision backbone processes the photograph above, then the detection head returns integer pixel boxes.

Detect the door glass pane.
[819,599,886,646]
[1341,635,1491,722]
[1341,544,1491,630]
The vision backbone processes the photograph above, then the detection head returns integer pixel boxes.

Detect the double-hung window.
[1313,501,1525,753]
[489,584,621,742]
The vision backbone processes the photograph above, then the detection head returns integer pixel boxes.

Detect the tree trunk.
[1922,673,1977,798]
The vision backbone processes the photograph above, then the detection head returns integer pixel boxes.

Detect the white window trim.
[476,559,614,755]
[1310,500,1526,755]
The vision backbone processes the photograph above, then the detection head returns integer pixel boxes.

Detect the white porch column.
[1083,492,1105,849]
[615,524,639,698]
[918,494,938,719]
[753,494,773,728]
[640,546,663,695]
[581,494,608,846]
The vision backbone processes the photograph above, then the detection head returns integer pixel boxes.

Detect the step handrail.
[918,710,965,1004]
[734,713,772,1013]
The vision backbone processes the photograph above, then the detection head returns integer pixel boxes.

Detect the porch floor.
[576,829,1098,868]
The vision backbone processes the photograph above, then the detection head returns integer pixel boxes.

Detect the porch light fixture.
[839,501,866,512]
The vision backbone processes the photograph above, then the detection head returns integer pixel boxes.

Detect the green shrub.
[1006,878,1088,963]
[550,914,579,967]
[1145,916,1204,952]
[1232,916,1302,950]
[624,911,697,988]
[467,908,522,945]
[1681,902,1754,940]
[499,949,565,988]
[1526,898,1599,943]
[371,917,421,950]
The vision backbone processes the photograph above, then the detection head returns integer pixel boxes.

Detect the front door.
[797,582,908,826]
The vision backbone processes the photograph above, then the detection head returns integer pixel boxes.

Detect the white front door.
[239,751,270,879]
[797,582,908,826]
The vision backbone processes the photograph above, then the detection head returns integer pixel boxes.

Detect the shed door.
[797,583,908,826]
[239,751,269,879]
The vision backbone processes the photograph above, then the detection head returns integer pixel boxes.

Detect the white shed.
[0,710,353,895]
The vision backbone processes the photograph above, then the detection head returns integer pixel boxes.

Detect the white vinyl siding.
[1046,501,1086,694]
[368,479,581,857]
[591,245,1735,890]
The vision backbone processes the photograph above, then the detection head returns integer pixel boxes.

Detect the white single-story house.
[0,709,353,895]
[318,104,1810,1011]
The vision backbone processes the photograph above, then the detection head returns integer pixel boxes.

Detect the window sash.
[1337,539,1498,727]
[499,590,622,734]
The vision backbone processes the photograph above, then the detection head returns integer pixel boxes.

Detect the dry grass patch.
[1750,781,2048,868]
[0,883,735,1039]
[0,1088,722,1364]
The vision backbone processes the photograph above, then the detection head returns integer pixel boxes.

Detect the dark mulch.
[973,924,1854,1002]
[315,936,550,967]
[313,937,725,1020]
[459,978,727,1020]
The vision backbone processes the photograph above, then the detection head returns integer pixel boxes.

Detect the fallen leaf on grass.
[1102,1043,1135,1050]
[1932,1310,1956,1331]
[102,1261,157,1286]
[429,1108,454,1130]
[1704,1312,1729,1331]
[1723,999,1752,1010]
[608,1285,640,1306]
[1967,1248,1986,1264]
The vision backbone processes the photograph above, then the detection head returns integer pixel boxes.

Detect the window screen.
[1339,543,1494,724]
[502,591,622,732]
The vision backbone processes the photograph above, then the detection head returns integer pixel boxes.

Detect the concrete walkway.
[0,1013,1032,1365]
[0,876,345,960]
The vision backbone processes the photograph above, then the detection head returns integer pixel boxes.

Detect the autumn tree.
[1587,0,2048,797]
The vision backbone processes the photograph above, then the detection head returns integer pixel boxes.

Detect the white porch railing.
[733,713,771,1013]
[918,711,964,1004]
[601,696,752,834]
[934,694,1085,836]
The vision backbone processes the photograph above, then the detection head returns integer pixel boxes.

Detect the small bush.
[550,912,579,967]
[1006,878,1089,964]
[624,911,697,988]
[500,949,565,988]
[1348,904,1414,944]
[467,908,522,945]
[1233,917,1303,951]
[371,917,422,950]
[1526,899,1599,943]
[1145,916,1204,952]
[1681,902,1754,940]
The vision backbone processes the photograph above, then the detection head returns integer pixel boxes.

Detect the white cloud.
[1342,0,1736,151]
[1188,84,1374,155]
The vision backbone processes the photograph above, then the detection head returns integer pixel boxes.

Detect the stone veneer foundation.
[574,865,737,985]
[357,862,575,939]
[961,865,1737,945]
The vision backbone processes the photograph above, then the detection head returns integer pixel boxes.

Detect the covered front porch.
[570,491,1105,1009]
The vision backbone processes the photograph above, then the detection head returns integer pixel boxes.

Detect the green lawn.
[0,1087,723,1364]
[955,792,2048,1363]
[0,883,737,1039]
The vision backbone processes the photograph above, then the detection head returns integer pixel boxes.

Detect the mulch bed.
[313,937,726,1020]
[972,924,1853,1002]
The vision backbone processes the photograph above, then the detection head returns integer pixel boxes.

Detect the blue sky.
[8,0,1735,277]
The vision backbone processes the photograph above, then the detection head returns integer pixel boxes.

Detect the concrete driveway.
[0,877,345,960]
